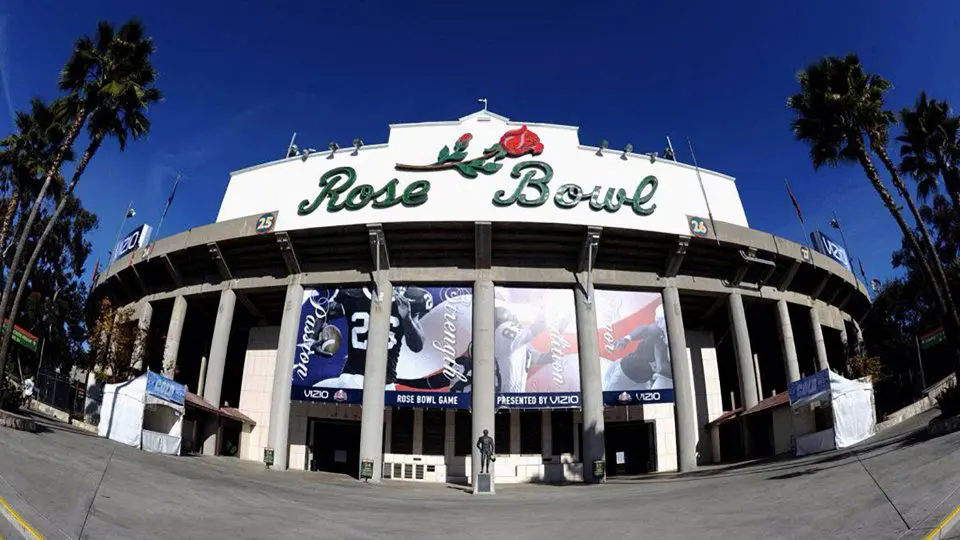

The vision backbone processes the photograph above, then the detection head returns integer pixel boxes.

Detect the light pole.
[109,201,136,263]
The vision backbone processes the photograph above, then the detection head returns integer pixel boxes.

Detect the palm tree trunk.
[859,138,960,373]
[0,105,85,376]
[0,190,19,250]
[0,134,102,365]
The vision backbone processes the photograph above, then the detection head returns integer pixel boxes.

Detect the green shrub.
[935,384,960,418]
[0,377,24,413]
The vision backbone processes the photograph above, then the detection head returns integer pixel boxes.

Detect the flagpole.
[109,200,134,263]
[784,178,814,264]
[155,173,182,242]
[687,138,720,245]
[831,210,857,283]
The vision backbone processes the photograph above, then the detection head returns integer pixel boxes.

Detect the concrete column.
[202,288,237,455]
[541,410,552,458]
[131,302,152,373]
[509,410,520,455]
[810,306,830,372]
[267,277,304,470]
[574,272,605,481]
[358,278,393,482]
[663,285,697,473]
[471,277,496,492]
[710,425,721,464]
[728,292,759,409]
[752,353,763,401]
[776,300,801,384]
[162,295,188,378]
[839,322,849,357]
[413,409,424,455]
[197,356,209,397]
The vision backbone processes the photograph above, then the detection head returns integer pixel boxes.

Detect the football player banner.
[493,287,581,409]
[596,289,675,405]
[291,286,474,408]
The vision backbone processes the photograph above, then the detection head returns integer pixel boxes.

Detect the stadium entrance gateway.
[93,109,869,486]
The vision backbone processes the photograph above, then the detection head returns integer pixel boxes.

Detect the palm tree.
[0,20,160,370]
[863,101,959,344]
[0,99,72,250]
[787,54,960,371]
[898,92,960,212]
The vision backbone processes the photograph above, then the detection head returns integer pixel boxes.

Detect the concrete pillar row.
[810,306,830,372]
[574,272,605,482]
[131,301,153,373]
[267,276,304,470]
[471,276,496,493]
[162,295,188,379]
[776,300,801,384]
[728,292,759,409]
[357,276,393,482]
[202,288,237,455]
[662,285,697,473]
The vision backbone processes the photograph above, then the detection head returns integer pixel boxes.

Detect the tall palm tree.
[898,92,960,211]
[0,20,160,370]
[0,99,72,250]
[787,54,960,371]
[864,104,959,343]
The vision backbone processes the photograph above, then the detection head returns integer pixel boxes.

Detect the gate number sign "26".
[688,216,708,237]
[255,212,277,233]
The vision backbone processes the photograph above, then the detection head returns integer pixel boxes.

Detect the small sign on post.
[263,447,275,469]
[360,459,374,481]
[593,460,606,482]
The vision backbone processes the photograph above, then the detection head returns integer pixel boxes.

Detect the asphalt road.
[0,410,958,539]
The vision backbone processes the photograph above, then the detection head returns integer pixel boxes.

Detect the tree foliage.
[88,299,140,384]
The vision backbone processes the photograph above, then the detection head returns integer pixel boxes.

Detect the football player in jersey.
[493,306,550,393]
[605,304,672,391]
[311,286,431,389]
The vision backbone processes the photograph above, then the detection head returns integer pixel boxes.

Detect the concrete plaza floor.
[0,410,958,539]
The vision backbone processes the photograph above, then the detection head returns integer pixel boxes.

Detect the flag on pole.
[784,179,804,224]
[858,257,867,283]
[90,258,100,285]
[160,174,181,222]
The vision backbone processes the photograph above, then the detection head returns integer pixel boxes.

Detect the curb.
[0,493,43,539]
[0,410,37,433]
[924,502,960,540]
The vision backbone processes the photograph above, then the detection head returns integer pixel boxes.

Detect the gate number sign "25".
[255,212,277,233]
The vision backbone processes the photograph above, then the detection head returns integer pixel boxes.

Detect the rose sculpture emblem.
[396,125,545,179]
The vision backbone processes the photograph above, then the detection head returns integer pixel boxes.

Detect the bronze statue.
[476,429,495,473]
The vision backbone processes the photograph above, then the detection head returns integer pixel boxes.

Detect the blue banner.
[114,224,152,262]
[146,371,185,405]
[496,392,581,409]
[603,389,674,406]
[292,286,474,409]
[788,369,830,404]
[810,231,851,271]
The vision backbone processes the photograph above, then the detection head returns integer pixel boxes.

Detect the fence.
[34,371,86,419]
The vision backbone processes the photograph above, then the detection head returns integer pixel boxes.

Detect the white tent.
[789,369,876,457]
[97,371,185,455]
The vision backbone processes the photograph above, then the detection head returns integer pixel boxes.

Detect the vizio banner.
[291,286,473,408]
[493,287,580,409]
[596,289,675,405]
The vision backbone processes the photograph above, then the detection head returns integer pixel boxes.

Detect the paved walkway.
[0,411,958,539]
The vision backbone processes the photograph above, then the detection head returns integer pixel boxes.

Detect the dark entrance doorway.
[309,418,361,477]
[605,421,654,475]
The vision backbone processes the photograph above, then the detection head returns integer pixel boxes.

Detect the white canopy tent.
[789,369,876,457]
[98,371,185,455]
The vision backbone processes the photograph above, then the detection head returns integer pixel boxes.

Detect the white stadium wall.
[216,111,749,236]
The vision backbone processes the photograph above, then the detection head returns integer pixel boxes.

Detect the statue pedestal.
[474,473,494,495]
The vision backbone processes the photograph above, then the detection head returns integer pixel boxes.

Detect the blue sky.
[1,0,958,285]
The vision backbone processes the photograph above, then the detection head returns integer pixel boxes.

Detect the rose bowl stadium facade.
[92,109,869,485]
